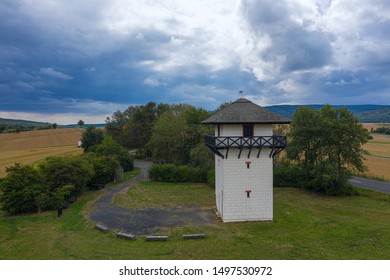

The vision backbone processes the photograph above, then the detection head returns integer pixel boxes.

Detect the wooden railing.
[205,135,287,159]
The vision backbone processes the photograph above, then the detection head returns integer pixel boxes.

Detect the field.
[0,128,83,177]
[361,123,390,181]
[0,179,389,259]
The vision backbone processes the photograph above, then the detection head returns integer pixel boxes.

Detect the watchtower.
[202,98,290,222]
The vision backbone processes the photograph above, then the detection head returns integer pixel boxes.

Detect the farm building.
[202,98,290,222]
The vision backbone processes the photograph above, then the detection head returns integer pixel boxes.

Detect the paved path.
[349,176,390,195]
[88,160,216,234]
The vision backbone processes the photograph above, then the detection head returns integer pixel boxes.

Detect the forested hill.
[355,107,390,123]
[265,105,390,123]
[0,118,53,132]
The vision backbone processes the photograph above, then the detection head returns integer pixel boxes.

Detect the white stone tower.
[202,98,290,222]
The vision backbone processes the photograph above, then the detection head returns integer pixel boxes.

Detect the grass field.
[1,178,389,260]
[0,128,82,177]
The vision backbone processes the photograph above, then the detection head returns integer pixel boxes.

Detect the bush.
[149,163,207,183]
[91,136,134,171]
[274,161,302,188]
[39,156,94,196]
[274,160,357,196]
[35,184,75,211]
[0,164,44,214]
[207,168,215,188]
[83,153,120,185]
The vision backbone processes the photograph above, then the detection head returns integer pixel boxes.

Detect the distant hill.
[0,118,54,132]
[64,123,106,128]
[355,108,390,123]
[265,105,390,122]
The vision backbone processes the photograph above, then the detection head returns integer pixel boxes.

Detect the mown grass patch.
[1,180,390,260]
[113,182,214,209]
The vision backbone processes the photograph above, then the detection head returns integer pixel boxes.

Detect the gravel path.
[88,174,217,235]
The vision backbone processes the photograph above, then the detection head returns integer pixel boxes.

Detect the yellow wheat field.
[0,128,83,177]
[361,123,390,180]
[362,156,390,181]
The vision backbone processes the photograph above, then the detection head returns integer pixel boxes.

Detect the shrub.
[0,164,44,214]
[207,168,215,188]
[274,161,302,188]
[35,184,75,211]
[149,163,207,183]
[83,153,120,185]
[91,136,134,171]
[39,156,94,196]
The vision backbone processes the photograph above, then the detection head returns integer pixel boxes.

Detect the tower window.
[243,124,254,137]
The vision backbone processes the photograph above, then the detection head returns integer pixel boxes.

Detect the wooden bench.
[183,234,206,240]
[145,235,169,241]
[95,224,109,232]
[117,232,136,240]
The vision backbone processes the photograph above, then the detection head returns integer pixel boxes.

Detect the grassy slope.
[1,181,389,260]
[0,128,82,177]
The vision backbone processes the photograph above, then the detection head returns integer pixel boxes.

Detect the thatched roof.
[202,98,290,124]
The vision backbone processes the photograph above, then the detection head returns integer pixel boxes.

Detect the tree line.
[0,101,372,215]
[105,101,214,166]
[0,131,133,214]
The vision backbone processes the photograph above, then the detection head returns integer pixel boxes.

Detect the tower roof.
[202,98,290,124]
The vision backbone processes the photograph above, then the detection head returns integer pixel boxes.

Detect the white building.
[202,98,290,222]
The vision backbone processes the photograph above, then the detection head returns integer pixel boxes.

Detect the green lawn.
[1,177,389,260]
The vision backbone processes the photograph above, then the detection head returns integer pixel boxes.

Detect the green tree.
[287,105,370,195]
[77,120,85,127]
[39,156,94,196]
[81,125,105,152]
[122,102,161,149]
[83,153,120,184]
[0,164,44,214]
[148,105,212,165]
[105,110,128,146]
[92,136,134,171]
[148,107,189,164]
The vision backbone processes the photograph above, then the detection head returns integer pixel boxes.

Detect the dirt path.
[88,174,217,235]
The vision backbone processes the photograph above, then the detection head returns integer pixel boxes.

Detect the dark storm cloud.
[0,0,388,123]
[241,0,333,72]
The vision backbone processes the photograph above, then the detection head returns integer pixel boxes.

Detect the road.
[349,176,390,195]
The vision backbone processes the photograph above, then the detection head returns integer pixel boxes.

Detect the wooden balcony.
[205,135,287,159]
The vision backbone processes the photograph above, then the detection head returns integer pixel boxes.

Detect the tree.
[0,164,44,214]
[148,105,212,165]
[77,120,85,127]
[83,153,120,184]
[81,125,105,152]
[122,102,161,149]
[39,156,94,196]
[148,107,190,164]
[91,136,134,171]
[286,105,370,195]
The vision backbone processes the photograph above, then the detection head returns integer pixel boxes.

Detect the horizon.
[1,102,389,126]
[1,0,389,125]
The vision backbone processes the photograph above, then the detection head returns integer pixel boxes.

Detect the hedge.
[149,163,208,183]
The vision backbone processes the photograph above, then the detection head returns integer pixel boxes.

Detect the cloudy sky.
[0,0,389,124]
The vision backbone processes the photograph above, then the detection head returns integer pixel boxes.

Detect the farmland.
[0,128,83,177]
[361,123,390,181]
